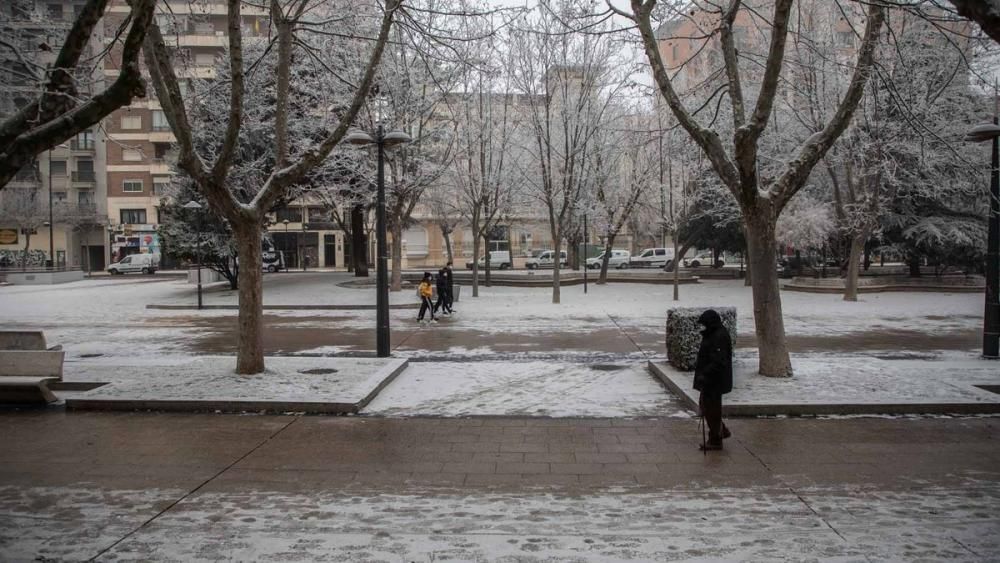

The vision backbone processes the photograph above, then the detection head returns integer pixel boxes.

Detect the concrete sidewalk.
[1,411,999,560]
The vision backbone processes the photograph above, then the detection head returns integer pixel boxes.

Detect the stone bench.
[0,331,64,405]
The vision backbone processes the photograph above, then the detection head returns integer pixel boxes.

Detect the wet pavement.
[1,412,999,560]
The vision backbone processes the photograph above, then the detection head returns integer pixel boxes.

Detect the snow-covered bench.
[0,331,64,404]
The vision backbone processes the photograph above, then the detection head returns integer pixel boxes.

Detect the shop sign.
[0,229,17,245]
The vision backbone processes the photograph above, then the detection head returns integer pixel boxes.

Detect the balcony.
[71,139,96,151]
[72,170,96,183]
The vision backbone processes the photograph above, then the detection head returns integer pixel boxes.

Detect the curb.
[66,359,409,415]
[146,303,421,311]
[647,361,1000,416]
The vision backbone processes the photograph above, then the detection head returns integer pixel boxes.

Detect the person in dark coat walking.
[445,260,455,313]
[433,267,452,315]
[693,309,733,450]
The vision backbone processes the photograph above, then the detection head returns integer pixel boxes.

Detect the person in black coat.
[693,309,733,450]
[444,260,455,313]
[433,267,452,315]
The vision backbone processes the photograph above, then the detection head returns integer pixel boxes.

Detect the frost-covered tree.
[144,0,401,374]
[0,0,155,189]
[512,1,632,303]
[591,109,655,284]
[158,182,240,290]
[0,185,47,268]
[621,0,885,376]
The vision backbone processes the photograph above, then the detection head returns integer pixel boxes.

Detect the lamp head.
[182,201,202,210]
[964,123,1000,143]
[344,128,375,146]
[382,130,412,148]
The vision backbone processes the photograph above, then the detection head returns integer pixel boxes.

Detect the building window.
[195,53,216,67]
[49,160,67,176]
[78,191,95,205]
[53,192,67,202]
[152,110,170,131]
[122,148,143,161]
[47,3,63,20]
[120,209,147,224]
[403,228,428,256]
[307,207,328,222]
[152,177,171,195]
[123,180,143,193]
[73,159,95,182]
[837,31,854,47]
[275,206,303,223]
[72,130,94,150]
[154,143,170,161]
[121,115,142,130]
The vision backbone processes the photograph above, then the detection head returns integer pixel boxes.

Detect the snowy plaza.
[4,0,1000,560]
[2,272,1000,560]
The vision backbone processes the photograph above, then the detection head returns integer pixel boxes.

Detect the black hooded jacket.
[693,309,733,395]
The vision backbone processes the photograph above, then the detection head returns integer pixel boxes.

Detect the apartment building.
[102,0,268,264]
[0,1,109,270]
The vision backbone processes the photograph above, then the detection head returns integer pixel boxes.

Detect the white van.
[525,250,568,270]
[629,247,674,269]
[465,250,512,270]
[107,253,157,275]
[586,249,631,269]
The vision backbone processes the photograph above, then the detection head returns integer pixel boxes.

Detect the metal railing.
[72,170,96,182]
[71,139,95,150]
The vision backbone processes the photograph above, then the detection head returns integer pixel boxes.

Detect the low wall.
[4,270,85,285]
[783,274,985,294]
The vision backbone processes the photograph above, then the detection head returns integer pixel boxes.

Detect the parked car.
[684,253,725,268]
[525,250,568,270]
[629,247,674,268]
[586,249,631,269]
[263,250,286,273]
[107,253,157,275]
[466,250,512,270]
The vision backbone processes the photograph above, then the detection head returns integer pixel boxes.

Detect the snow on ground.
[66,356,404,408]
[2,483,997,561]
[1,274,993,415]
[364,360,690,418]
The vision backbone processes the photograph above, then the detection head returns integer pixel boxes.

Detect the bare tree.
[143,0,401,374]
[620,0,885,376]
[592,111,654,284]
[0,0,155,189]
[512,1,629,304]
[0,186,48,269]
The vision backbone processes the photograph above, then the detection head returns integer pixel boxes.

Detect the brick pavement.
[2,411,998,494]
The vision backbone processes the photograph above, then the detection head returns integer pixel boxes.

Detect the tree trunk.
[471,226,481,297]
[482,234,491,287]
[234,221,265,374]
[567,236,580,271]
[908,253,922,277]
[745,214,792,377]
[350,205,368,277]
[21,233,31,270]
[843,230,869,302]
[442,228,453,263]
[672,232,680,301]
[390,220,402,291]
[597,236,614,285]
[551,238,561,304]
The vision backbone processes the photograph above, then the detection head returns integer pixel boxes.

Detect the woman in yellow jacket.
[417,272,437,323]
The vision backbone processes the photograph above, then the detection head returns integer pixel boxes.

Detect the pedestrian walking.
[693,309,733,451]
[445,260,455,313]
[417,272,437,323]
[433,267,452,315]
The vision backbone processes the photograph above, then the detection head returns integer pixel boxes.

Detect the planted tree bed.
[783,275,984,294]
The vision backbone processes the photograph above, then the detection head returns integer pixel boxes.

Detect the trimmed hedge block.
[665,307,737,371]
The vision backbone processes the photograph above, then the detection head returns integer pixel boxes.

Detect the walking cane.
[699,397,707,456]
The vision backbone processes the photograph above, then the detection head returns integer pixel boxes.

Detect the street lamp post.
[583,212,588,294]
[183,201,204,310]
[301,219,307,272]
[965,120,1000,359]
[344,124,412,358]
[282,219,290,268]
